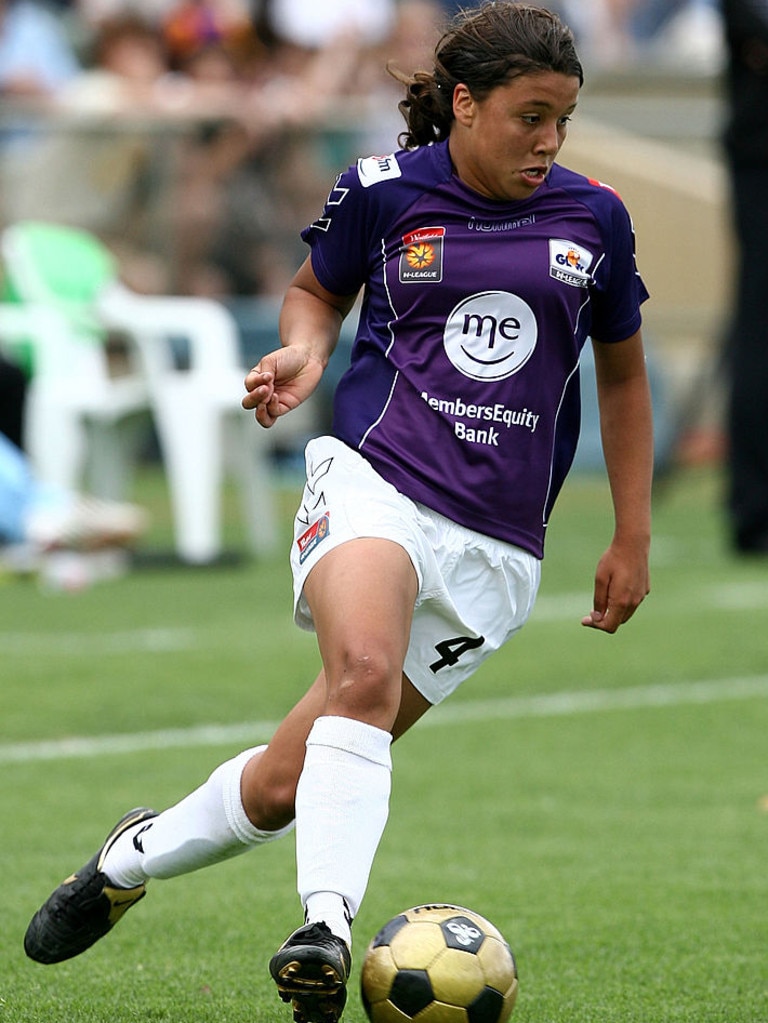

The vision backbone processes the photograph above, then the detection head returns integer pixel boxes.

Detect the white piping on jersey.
[574,289,590,337]
[358,235,400,450]
[541,355,581,530]
[358,369,400,450]
[574,248,601,336]
[381,234,398,359]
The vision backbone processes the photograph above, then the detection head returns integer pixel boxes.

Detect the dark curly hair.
[390,2,583,149]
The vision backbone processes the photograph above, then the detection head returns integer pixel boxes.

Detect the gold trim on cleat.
[104,884,146,926]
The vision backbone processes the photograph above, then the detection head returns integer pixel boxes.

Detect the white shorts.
[290,437,541,705]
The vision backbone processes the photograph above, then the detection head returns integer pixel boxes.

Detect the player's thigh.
[303,536,419,722]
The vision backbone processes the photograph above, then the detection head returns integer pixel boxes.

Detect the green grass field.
[2,464,767,1023]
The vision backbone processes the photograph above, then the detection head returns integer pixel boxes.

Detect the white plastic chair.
[0,300,151,502]
[1,220,278,564]
[97,282,278,562]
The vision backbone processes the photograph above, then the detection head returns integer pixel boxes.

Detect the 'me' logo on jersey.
[549,238,594,288]
[399,227,445,284]
[443,291,538,381]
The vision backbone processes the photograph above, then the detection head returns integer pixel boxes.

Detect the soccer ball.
[360,904,518,1023]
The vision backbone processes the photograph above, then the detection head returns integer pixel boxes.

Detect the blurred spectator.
[561,0,722,71]
[0,0,80,98]
[357,0,446,154]
[50,12,262,294]
[0,429,148,586]
[74,0,177,25]
[161,0,256,68]
[0,0,83,225]
[720,0,768,554]
[264,0,395,51]
[384,0,444,74]
[64,12,175,110]
[633,0,723,70]
[62,10,260,116]
[629,0,719,42]
[158,0,406,298]
[51,4,389,299]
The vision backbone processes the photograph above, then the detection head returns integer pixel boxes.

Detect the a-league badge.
[399,227,445,284]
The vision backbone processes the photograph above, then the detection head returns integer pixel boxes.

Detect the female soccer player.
[24,6,653,1022]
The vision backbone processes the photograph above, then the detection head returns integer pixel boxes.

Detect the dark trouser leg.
[0,355,27,450]
[725,164,768,551]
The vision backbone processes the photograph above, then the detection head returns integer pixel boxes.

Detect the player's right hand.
[242,346,324,428]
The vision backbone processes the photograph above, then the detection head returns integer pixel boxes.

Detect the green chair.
[0,221,150,503]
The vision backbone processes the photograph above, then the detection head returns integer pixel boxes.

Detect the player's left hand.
[581,540,650,634]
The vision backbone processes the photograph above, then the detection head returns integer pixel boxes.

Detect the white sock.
[296,716,393,948]
[103,745,294,887]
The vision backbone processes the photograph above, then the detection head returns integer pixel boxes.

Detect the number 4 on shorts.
[429,635,485,673]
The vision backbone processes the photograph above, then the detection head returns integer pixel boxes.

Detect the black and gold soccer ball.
[360,904,518,1023]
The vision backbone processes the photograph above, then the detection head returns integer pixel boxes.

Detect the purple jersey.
[301,141,648,558]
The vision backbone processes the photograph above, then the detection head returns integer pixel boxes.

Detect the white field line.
[2,581,768,658]
[2,675,768,766]
[422,676,768,727]
[0,627,197,656]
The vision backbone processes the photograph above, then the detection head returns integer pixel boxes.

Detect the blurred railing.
[1,69,724,288]
[0,101,370,298]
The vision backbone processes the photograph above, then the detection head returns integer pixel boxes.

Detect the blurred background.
[0,0,733,580]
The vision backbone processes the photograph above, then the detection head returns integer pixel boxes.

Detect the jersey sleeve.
[300,164,376,297]
[587,183,649,344]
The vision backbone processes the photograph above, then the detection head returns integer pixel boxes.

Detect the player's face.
[449,71,581,202]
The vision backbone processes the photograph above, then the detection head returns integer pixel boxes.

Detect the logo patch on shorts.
[297,512,330,563]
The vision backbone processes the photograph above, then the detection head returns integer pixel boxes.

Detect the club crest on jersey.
[399,227,445,284]
[549,238,594,288]
[297,512,330,563]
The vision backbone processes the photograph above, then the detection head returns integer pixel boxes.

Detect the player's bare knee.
[327,649,402,726]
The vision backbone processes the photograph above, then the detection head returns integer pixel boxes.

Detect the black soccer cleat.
[270,921,352,1023]
[24,807,157,964]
